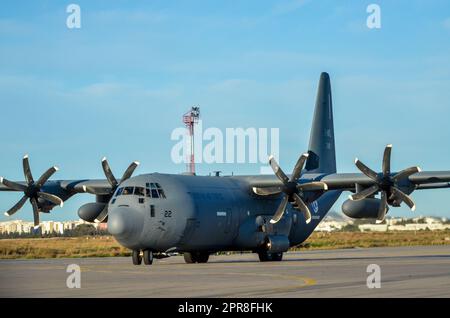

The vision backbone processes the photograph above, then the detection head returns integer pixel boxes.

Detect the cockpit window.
[115,187,124,197]
[134,187,145,197]
[122,187,134,195]
[114,186,147,198]
[156,184,166,199]
[145,182,167,199]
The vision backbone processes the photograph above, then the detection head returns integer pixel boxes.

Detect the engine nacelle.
[342,198,382,219]
[78,202,106,223]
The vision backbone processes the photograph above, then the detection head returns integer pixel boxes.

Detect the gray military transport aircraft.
[2,73,450,265]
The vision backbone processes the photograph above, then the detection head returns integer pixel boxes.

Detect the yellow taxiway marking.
[202,272,317,297]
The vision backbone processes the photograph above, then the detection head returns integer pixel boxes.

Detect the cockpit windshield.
[115,187,124,196]
[134,187,145,196]
[114,183,166,199]
[122,187,134,195]
[146,183,166,199]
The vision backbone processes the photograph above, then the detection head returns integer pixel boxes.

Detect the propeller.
[86,157,139,223]
[253,153,328,225]
[0,155,63,230]
[350,144,421,223]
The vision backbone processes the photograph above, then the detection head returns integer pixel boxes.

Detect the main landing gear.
[132,249,153,265]
[183,252,210,264]
[257,251,283,262]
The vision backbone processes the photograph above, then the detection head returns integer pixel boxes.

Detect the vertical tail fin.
[305,72,337,174]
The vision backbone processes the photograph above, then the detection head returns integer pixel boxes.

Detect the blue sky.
[1,0,450,221]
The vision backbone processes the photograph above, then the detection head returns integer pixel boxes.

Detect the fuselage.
[107,173,342,253]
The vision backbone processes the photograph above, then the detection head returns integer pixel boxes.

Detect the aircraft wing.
[0,179,114,195]
[59,179,114,195]
[0,156,141,228]
[399,172,450,190]
[416,182,450,190]
[320,171,450,191]
[247,171,450,192]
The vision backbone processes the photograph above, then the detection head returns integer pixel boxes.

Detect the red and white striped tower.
[182,106,200,175]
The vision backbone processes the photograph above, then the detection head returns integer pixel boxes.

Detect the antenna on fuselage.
[182,106,200,175]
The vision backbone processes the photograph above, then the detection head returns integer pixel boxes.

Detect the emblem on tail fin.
[311,201,319,214]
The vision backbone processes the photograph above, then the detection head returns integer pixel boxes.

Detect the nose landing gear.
[143,250,154,265]
[132,250,142,265]
[132,249,153,265]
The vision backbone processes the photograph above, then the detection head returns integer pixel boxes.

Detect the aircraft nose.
[107,207,144,242]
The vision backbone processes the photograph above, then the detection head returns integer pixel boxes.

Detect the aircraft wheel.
[143,250,153,265]
[258,251,268,262]
[184,252,210,264]
[132,250,142,265]
[271,252,283,262]
[184,252,196,264]
[196,252,209,263]
[258,251,283,262]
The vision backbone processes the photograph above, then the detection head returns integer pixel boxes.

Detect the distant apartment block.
[0,219,105,235]
[317,216,450,232]
[0,216,448,235]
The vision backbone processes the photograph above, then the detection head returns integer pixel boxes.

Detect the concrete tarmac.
[1,245,449,298]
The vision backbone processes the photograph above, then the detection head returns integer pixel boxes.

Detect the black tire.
[143,250,153,265]
[196,252,210,263]
[258,251,283,262]
[271,252,283,262]
[258,251,268,262]
[184,252,196,264]
[132,250,142,265]
[184,252,210,264]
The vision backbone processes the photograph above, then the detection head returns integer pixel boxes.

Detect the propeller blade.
[297,181,328,192]
[269,155,289,185]
[270,195,289,224]
[292,193,312,224]
[102,157,118,188]
[355,159,379,181]
[121,161,140,182]
[382,144,392,177]
[391,187,416,211]
[0,177,28,191]
[30,197,40,228]
[94,206,109,223]
[290,153,309,182]
[392,166,421,183]
[355,144,420,220]
[252,186,282,196]
[349,184,380,201]
[376,191,388,224]
[35,166,59,188]
[37,192,64,207]
[22,155,34,185]
[4,195,28,217]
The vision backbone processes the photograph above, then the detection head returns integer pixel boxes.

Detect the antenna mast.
[182,106,200,175]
